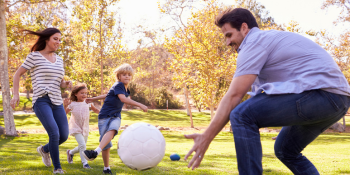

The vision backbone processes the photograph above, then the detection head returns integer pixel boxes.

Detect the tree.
[162,0,236,120]
[1,0,65,136]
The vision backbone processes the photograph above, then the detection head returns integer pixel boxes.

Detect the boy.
[83,63,148,174]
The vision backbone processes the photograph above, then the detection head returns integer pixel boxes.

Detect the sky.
[117,0,347,49]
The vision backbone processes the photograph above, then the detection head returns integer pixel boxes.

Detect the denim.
[33,95,69,170]
[230,90,350,175]
[98,117,121,150]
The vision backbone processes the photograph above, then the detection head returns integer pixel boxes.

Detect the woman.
[10,28,71,174]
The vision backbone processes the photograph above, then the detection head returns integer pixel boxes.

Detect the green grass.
[0,110,216,130]
[1,110,350,174]
[1,131,350,174]
[0,95,33,112]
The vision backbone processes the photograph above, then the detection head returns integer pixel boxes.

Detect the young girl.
[63,83,100,169]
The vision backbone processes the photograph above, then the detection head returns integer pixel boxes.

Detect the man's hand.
[184,133,212,170]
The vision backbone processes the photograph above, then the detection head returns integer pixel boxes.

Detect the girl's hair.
[69,83,87,101]
[23,28,61,52]
[113,63,134,81]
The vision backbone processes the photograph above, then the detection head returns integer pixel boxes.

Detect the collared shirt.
[234,27,350,96]
[98,81,130,119]
[21,51,64,106]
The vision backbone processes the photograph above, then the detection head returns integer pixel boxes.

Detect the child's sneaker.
[66,150,73,164]
[103,168,112,174]
[83,150,98,161]
[53,169,66,174]
[37,145,51,167]
[83,164,92,169]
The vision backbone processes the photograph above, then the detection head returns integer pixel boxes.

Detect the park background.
[1,0,350,174]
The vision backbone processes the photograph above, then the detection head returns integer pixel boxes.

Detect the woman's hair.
[69,83,87,101]
[215,8,259,30]
[23,28,61,52]
[113,63,134,81]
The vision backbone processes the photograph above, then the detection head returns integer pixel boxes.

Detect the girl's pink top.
[68,101,91,136]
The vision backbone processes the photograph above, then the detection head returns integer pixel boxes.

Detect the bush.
[128,83,182,109]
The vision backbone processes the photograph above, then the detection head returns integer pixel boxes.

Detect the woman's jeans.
[230,90,350,175]
[33,95,68,170]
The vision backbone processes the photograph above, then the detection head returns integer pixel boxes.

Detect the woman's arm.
[90,104,100,114]
[10,67,27,109]
[118,94,148,112]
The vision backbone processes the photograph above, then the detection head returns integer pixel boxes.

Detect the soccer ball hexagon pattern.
[117,123,166,170]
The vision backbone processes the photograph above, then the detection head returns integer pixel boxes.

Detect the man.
[184,8,350,175]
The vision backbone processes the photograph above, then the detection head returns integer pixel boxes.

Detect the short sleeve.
[21,53,36,70]
[234,42,268,78]
[113,82,126,96]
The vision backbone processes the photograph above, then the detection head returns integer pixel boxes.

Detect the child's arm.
[86,94,107,103]
[118,94,148,112]
[90,104,100,114]
[63,98,72,114]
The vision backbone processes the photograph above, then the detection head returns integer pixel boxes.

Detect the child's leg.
[70,134,82,155]
[98,130,117,150]
[76,134,88,165]
[102,148,110,167]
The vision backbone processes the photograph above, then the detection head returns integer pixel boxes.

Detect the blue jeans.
[98,117,121,150]
[230,90,350,175]
[33,95,69,170]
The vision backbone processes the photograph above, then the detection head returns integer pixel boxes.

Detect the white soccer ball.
[117,122,166,170]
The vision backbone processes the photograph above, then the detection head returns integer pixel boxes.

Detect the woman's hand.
[10,95,20,109]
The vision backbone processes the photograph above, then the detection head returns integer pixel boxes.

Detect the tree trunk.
[0,1,17,136]
[99,18,104,106]
[210,93,215,120]
[184,85,193,128]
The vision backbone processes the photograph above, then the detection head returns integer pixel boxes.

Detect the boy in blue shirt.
[83,63,148,174]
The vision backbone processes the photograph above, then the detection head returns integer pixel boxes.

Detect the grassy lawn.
[1,106,350,174]
[0,95,33,112]
[1,131,350,174]
[0,110,216,130]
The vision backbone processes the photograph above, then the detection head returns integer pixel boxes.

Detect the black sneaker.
[103,169,112,174]
[83,150,98,161]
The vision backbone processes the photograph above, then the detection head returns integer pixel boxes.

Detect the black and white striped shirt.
[21,51,65,106]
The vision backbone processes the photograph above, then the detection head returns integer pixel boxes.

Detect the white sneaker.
[53,169,66,174]
[37,145,51,167]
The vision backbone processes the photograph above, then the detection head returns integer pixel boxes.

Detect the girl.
[10,28,71,174]
[64,83,100,169]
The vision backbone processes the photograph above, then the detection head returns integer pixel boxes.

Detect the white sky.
[117,0,347,49]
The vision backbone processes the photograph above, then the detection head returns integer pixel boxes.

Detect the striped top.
[21,51,65,106]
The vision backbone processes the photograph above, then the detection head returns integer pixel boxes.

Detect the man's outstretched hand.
[184,133,212,170]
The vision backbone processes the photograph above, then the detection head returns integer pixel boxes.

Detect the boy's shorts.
[98,116,121,150]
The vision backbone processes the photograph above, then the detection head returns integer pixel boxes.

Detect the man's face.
[221,23,248,52]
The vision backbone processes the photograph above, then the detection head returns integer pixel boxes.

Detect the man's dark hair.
[23,28,61,52]
[215,8,259,31]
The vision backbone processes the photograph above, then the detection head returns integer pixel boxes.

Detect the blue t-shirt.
[98,82,130,119]
[235,27,350,97]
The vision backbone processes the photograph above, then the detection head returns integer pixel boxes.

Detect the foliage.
[317,1,350,84]
[161,0,236,118]
[129,83,182,109]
